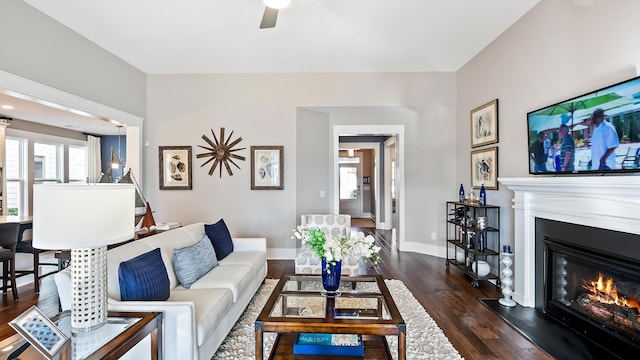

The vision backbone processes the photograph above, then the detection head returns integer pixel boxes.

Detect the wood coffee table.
[255,274,406,359]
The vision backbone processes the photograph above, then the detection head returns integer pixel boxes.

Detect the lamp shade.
[111,147,121,169]
[33,184,135,249]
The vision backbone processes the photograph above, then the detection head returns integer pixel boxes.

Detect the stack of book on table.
[293,333,364,356]
[155,222,181,231]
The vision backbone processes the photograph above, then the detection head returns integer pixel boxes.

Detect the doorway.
[332,125,405,249]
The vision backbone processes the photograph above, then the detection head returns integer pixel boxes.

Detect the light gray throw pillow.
[173,235,218,289]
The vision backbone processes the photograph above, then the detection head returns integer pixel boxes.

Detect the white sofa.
[54,222,267,360]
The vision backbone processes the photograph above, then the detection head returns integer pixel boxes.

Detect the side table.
[0,311,162,360]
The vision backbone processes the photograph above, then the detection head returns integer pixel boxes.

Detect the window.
[6,138,25,216]
[34,142,61,182]
[391,158,396,200]
[339,166,358,200]
[338,157,360,164]
[34,155,45,179]
[69,146,88,183]
[5,135,88,216]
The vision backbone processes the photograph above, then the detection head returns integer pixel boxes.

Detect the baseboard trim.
[400,241,446,258]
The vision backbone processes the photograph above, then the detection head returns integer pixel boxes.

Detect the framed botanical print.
[251,146,283,190]
[470,99,499,147]
[159,146,193,190]
[471,147,498,190]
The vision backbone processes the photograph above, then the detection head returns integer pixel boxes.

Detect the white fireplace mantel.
[499,176,640,307]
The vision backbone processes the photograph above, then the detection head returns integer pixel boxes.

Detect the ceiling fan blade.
[260,7,278,29]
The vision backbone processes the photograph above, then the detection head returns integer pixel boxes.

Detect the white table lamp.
[33,184,134,332]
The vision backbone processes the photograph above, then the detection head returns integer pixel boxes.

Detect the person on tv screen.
[558,124,575,172]
[590,108,619,170]
[544,135,551,160]
[530,132,548,172]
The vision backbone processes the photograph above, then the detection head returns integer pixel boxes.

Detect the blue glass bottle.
[459,184,465,202]
[479,184,486,206]
[477,232,485,252]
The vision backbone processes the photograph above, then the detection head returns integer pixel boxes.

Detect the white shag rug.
[212,279,463,359]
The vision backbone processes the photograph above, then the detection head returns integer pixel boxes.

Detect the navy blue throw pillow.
[204,219,234,260]
[119,248,170,301]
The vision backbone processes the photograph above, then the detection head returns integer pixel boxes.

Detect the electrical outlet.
[431,232,437,240]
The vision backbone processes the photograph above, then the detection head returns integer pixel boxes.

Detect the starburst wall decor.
[196,127,246,178]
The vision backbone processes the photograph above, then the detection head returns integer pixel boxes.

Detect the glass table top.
[0,313,142,360]
[266,275,392,321]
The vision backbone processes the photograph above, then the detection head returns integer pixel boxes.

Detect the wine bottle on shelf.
[479,184,486,206]
[459,183,465,202]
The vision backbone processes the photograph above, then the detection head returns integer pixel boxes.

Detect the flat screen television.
[527,75,640,175]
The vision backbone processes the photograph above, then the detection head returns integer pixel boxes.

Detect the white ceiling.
[24,0,540,74]
[7,0,541,135]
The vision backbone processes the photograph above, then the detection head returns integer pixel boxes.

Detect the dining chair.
[0,222,21,301]
[15,228,59,293]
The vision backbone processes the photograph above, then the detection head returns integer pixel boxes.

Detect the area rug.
[212,279,463,359]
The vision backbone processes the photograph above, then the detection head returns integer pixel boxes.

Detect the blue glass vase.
[321,258,342,295]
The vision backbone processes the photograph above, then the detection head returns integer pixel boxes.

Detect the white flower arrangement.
[347,231,382,264]
[293,226,381,271]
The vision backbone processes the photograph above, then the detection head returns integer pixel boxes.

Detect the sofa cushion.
[219,250,267,279]
[205,219,234,260]
[173,235,219,289]
[185,264,253,303]
[118,248,170,301]
[169,287,234,346]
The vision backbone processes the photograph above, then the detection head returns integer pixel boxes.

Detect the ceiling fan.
[260,0,291,29]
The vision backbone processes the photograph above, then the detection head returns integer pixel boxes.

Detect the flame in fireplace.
[583,273,640,310]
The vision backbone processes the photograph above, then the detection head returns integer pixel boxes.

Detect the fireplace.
[499,176,640,307]
[498,176,640,357]
[536,218,640,355]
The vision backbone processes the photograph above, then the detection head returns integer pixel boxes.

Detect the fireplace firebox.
[536,219,640,358]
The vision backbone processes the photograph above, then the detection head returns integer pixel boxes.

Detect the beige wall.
[0,0,146,118]
[457,0,640,253]
[146,73,457,257]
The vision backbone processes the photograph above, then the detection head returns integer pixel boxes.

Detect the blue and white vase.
[321,258,342,294]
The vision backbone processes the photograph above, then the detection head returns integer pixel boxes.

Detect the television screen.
[527,75,640,175]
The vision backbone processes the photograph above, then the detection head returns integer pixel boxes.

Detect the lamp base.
[71,246,108,333]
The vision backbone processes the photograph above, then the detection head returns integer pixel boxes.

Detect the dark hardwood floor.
[0,228,552,359]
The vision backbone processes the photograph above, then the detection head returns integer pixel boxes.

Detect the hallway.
[351,218,376,228]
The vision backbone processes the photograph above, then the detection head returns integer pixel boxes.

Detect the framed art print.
[9,306,68,359]
[251,146,283,190]
[470,99,499,147]
[159,146,193,190]
[470,147,498,190]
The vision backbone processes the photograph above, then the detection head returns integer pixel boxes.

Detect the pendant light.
[110,126,123,180]
[263,0,290,9]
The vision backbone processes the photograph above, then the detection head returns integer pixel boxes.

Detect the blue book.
[293,333,364,356]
